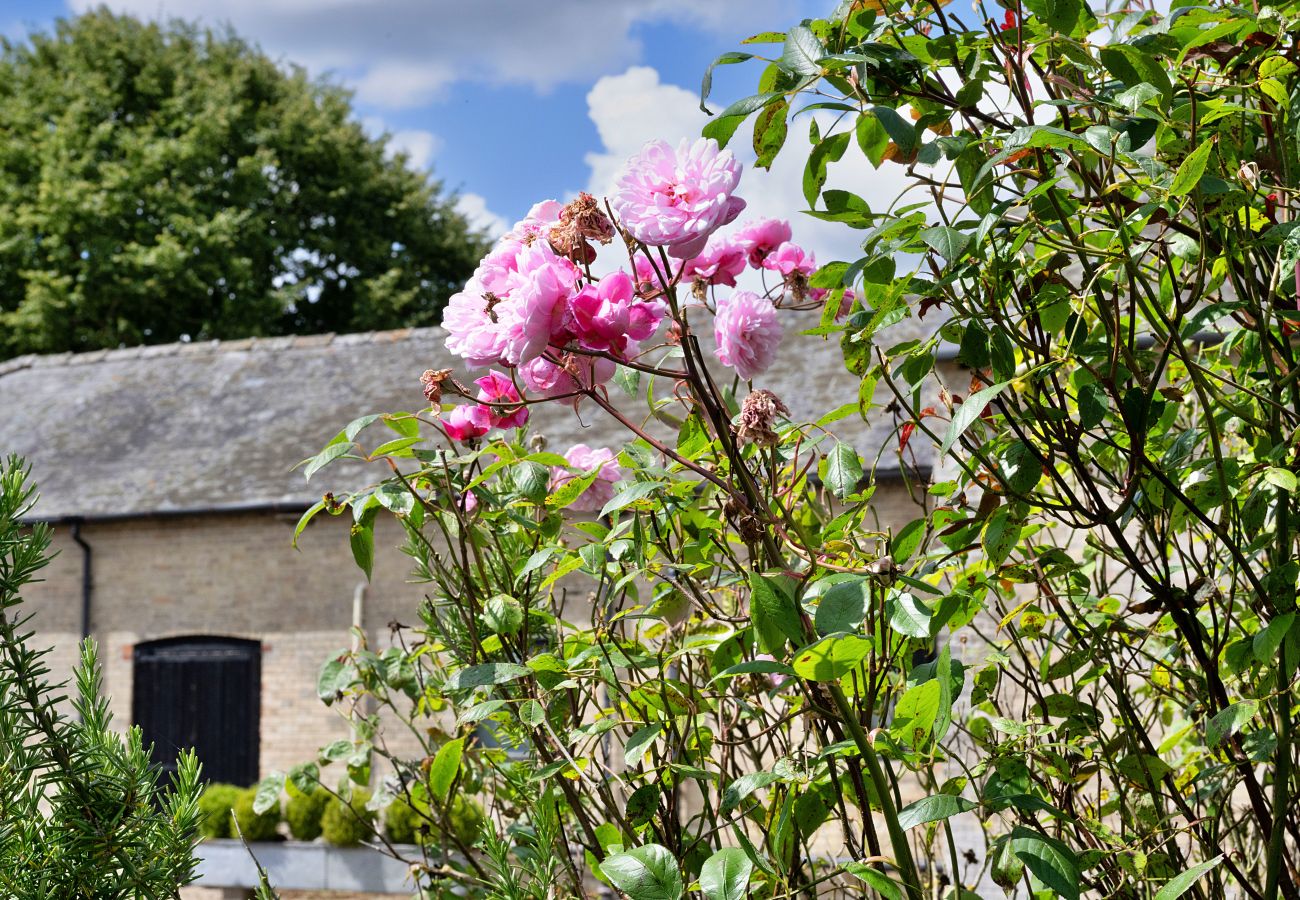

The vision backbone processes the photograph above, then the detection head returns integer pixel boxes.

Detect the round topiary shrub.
[320,788,375,847]
[196,783,242,839]
[384,794,485,847]
[232,787,281,842]
[285,787,331,841]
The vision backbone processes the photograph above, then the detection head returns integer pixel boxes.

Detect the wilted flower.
[714,290,783,381]
[419,368,453,405]
[475,370,528,429]
[736,389,791,446]
[441,404,490,442]
[733,219,792,268]
[550,444,623,512]
[611,137,746,258]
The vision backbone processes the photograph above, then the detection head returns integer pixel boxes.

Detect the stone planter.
[194,839,419,893]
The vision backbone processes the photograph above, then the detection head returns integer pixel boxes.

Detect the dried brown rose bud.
[562,191,615,243]
[784,271,809,304]
[548,221,597,264]
[419,368,452,405]
[736,389,791,446]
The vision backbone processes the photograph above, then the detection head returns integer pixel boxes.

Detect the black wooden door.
[132,637,261,786]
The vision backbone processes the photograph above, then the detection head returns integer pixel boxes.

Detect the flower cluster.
[435,136,834,508]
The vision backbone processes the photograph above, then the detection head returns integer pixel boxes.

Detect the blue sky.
[2,1,832,235]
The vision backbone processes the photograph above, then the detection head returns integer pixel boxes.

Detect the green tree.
[0,454,203,896]
[0,8,490,359]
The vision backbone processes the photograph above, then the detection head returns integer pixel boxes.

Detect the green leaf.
[779,25,825,76]
[753,99,789,170]
[317,656,356,701]
[288,762,319,795]
[897,794,977,830]
[512,461,550,502]
[750,572,804,655]
[1099,45,1173,105]
[856,112,890,167]
[428,738,464,802]
[888,591,933,638]
[1153,855,1225,900]
[822,441,863,499]
[891,679,942,748]
[982,507,1022,567]
[601,844,684,900]
[547,470,600,510]
[844,863,904,900]
[1253,613,1295,663]
[920,226,971,262]
[940,381,1009,456]
[445,662,531,691]
[1170,138,1214,196]
[253,772,284,815]
[291,499,326,549]
[1077,382,1108,429]
[814,578,869,635]
[303,441,354,481]
[1265,467,1298,492]
[700,848,753,900]
[791,633,872,682]
[599,481,662,518]
[721,772,781,815]
[890,518,926,565]
[484,594,524,635]
[872,106,917,155]
[625,724,662,763]
[1005,827,1081,900]
[700,51,753,113]
[1206,700,1258,747]
[803,131,851,208]
[349,520,374,580]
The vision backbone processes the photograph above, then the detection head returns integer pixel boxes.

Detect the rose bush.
[265,0,1300,898]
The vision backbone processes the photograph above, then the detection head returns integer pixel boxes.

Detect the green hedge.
[320,788,374,847]
[196,783,242,839]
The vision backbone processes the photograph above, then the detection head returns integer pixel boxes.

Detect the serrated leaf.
[601,844,684,900]
[814,578,869,634]
[750,573,803,655]
[890,518,926,565]
[890,679,941,748]
[599,481,661,518]
[822,441,863,499]
[445,662,531,690]
[1265,467,1297,492]
[888,591,932,638]
[779,25,825,76]
[1253,612,1295,663]
[920,226,971,262]
[700,848,753,900]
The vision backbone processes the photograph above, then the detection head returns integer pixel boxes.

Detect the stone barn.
[0,324,936,897]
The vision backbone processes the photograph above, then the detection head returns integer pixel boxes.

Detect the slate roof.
[0,322,931,522]
[0,330,456,521]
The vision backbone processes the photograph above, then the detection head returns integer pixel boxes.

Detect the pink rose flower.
[519,353,615,407]
[442,274,509,368]
[508,199,564,242]
[497,241,580,366]
[761,242,816,278]
[550,444,623,513]
[441,404,491,442]
[713,290,783,381]
[733,219,793,268]
[567,270,665,356]
[682,236,747,288]
[611,137,746,259]
[475,370,528,429]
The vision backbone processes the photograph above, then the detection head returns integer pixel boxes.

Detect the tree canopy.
[0,8,490,359]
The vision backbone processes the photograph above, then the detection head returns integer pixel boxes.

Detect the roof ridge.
[0,325,447,373]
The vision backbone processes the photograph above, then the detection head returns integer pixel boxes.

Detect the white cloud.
[386,129,441,170]
[455,192,509,239]
[582,66,928,269]
[70,0,803,110]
